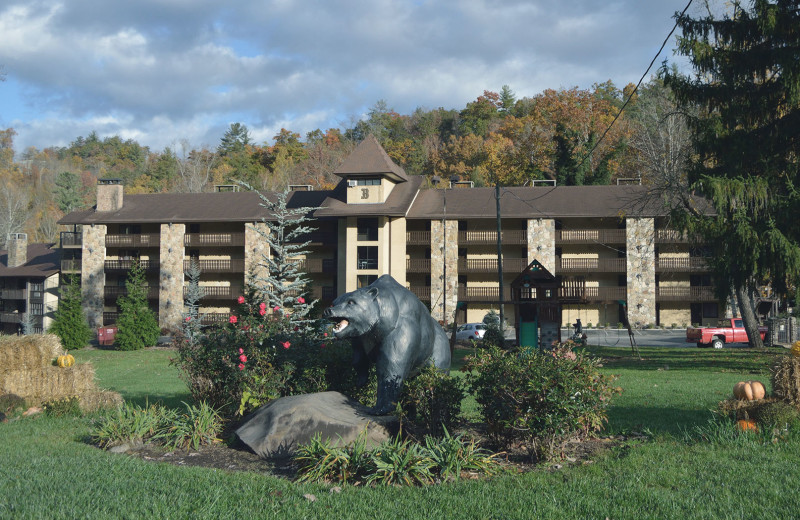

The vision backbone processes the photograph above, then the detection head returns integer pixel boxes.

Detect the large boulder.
[234,391,399,458]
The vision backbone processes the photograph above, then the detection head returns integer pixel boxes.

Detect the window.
[357,218,379,241]
[189,223,200,234]
[356,178,381,186]
[702,302,719,318]
[357,246,378,270]
[120,224,141,235]
[357,275,378,288]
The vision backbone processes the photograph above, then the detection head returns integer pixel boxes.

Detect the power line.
[574,0,694,173]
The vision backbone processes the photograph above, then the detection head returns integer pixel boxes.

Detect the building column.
[387,217,407,287]
[81,224,107,328]
[626,218,656,326]
[431,220,458,324]
[527,218,555,273]
[245,222,270,286]
[159,223,185,331]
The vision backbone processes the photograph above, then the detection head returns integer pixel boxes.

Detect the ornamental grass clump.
[463,344,620,461]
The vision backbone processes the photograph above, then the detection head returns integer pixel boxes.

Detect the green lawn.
[1,345,798,519]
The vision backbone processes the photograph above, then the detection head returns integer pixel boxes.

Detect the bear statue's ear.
[367,287,379,300]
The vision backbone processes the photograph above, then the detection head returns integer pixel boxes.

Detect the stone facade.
[626,218,656,326]
[96,183,123,212]
[81,224,107,328]
[245,222,270,284]
[159,223,185,331]
[430,220,458,324]
[527,218,555,273]
[6,233,27,268]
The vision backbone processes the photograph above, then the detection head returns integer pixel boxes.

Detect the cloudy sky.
[0,0,697,154]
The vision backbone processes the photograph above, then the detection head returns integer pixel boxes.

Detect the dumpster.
[97,326,118,346]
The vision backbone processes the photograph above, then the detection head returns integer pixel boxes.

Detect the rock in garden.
[234,391,399,458]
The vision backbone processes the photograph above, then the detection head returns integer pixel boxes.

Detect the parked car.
[456,323,487,342]
[686,318,767,349]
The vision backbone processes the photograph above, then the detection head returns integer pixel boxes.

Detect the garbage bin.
[97,326,118,346]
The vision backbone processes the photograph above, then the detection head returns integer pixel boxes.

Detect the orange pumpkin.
[737,419,758,432]
[733,380,766,401]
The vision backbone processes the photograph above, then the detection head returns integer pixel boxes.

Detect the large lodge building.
[59,136,721,333]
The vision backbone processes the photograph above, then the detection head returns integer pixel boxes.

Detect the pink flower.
[259,302,266,309]
[320,343,326,349]
[229,315,238,324]
[185,316,191,322]
[259,308,266,316]
[238,363,245,371]
[294,326,299,332]
[237,296,246,304]
[239,354,248,363]
[297,296,305,304]
[238,348,244,354]
[282,341,291,349]
[273,305,281,312]
[323,332,328,337]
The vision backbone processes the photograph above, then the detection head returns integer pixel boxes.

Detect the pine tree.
[242,184,320,333]
[182,259,205,345]
[48,275,93,350]
[664,0,800,346]
[115,260,160,350]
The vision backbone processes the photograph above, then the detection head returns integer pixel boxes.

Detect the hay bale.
[0,364,97,401]
[0,334,65,373]
[78,390,123,412]
[717,397,776,420]
[771,356,800,405]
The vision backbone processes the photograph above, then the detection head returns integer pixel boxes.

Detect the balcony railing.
[296,258,337,274]
[106,233,160,248]
[458,230,527,245]
[555,257,626,273]
[655,229,690,243]
[457,257,530,273]
[457,286,514,302]
[657,286,717,302]
[61,259,82,272]
[409,286,431,301]
[60,231,83,247]
[655,257,710,272]
[104,286,160,299]
[0,312,25,323]
[556,229,626,244]
[288,231,337,245]
[406,259,431,272]
[183,259,245,273]
[186,286,243,300]
[0,289,26,299]
[406,231,431,245]
[184,232,245,247]
[105,259,160,271]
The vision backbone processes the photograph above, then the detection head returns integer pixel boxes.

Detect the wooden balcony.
[556,229,626,244]
[60,231,83,248]
[183,259,245,273]
[555,257,626,273]
[61,259,82,272]
[409,286,431,301]
[103,312,119,325]
[288,231,337,245]
[457,286,514,302]
[406,259,431,272]
[0,312,25,323]
[104,286,159,299]
[406,231,431,245]
[457,257,529,273]
[186,286,243,300]
[184,232,245,247]
[297,258,337,274]
[657,286,717,302]
[0,288,26,299]
[458,230,527,245]
[655,229,690,243]
[105,259,160,272]
[106,233,160,248]
[655,257,710,272]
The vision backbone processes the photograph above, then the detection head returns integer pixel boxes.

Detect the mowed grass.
[1,344,798,519]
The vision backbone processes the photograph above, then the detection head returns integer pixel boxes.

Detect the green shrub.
[463,345,620,461]
[481,311,505,348]
[115,260,160,351]
[399,365,464,437]
[91,402,177,448]
[48,276,92,351]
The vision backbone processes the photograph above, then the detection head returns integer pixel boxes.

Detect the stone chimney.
[97,178,124,212]
[6,233,28,268]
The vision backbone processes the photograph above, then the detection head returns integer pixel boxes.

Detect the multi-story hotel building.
[59,136,719,333]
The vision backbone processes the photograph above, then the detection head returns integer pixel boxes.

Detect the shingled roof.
[0,243,60,278]
[333,135,410,183]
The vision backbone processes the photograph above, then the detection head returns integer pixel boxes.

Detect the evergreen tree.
[48,275,93,350]
[664,0,800,346]
[217,123,251,156]
[242,184,320,333]
[115,260,160,350]
[182,259,205,345]
[54,171,88,213]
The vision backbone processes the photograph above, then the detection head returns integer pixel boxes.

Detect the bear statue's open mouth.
[332,319,349,334]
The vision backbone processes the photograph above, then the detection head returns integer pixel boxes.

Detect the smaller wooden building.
[510,260,563,349]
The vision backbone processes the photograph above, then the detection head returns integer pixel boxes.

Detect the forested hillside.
[0,78,688,247]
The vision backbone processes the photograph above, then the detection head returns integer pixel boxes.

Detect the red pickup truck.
[686,318,768,349]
